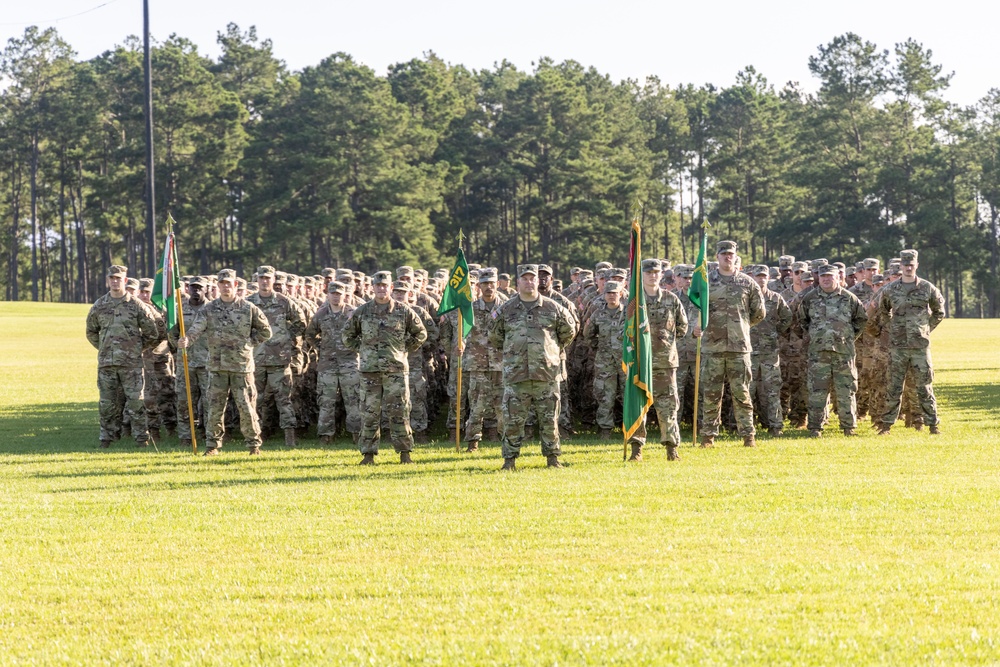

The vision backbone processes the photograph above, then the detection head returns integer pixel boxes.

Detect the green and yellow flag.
[151,216,181,330]
[688,230,709,329]
[437,247,474,338]
[621,218,653,440]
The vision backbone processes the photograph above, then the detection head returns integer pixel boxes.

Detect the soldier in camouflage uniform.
[304,281,361,444]
[392,280,438,442]
[86,265,161,447]
[749,265,792,436]
[693,241,766,448]
[795,265,868,436]
[584,280,627,440]
[869,250,945,435]
[628,259,689,461]
[538,263,580,436]
[462,268,508,450]
[179,269,272,455]
[488,264,576,470]
[168,276,210,448]
[136,277,176,439]
[672,265,698,426]
[342,271,428,464]
[781,262,811,427]
[850,258,880,419]
[248,266,307,447]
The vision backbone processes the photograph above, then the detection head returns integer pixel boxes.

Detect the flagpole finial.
[632,197,643,221]
[457,229,465,248]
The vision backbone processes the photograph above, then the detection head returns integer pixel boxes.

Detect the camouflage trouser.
[408,365,428,433]
[806,351,857,431]
[699,352,755,438]
[465,370,502,441]
[206,371,261,450]
[175,365,209,440]
[676,357,696,425]
[142,359,176,431]
[856,353,878,419]
[359,371,413,455]
[901,367,923,427]
[446,361,468,428]
[867,352,889,423]
[501,380,561,459]
[255,365,296,431]
[880,347,938,427]
[784,351,808,425]
[98,366,148,442]
[316,368,361,437]
[750,353,783,429]
[293,362,318,429]
[593,363,624,429]
[630,367,679,446]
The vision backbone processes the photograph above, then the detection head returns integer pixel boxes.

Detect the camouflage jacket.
[139,301,170,362]
[869,277,945,349]
[167,300,209,368]
[795,286,867,356]
[86,292,161,368]
[247,292,306,367]
[750,287,792,358]
[488,295,576,384]
[342,298,427,374]
[849,281,876,306]
[584,302,626,371]
[462,294,508,372]
[408,303,439,370]
[673,288,699,362]
[186,297,272,373]
[701,270,766,354]
[645,287,689,370]
[304,302,359,373]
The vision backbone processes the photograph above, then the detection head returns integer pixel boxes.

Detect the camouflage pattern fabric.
[359,372,413,454]
[584,302,626,429]
[206,370,261,450]
[500,380,562,459]
[750,287,791,429]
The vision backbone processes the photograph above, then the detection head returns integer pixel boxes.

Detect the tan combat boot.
[501,458,516,471]
[627,443,642,462]
[284,428,297,447]
[399,451,413,464]
[546,455,563,468]
[700,436,715,448]
[466,440,480,452]
[666,444,680,461]
[743,435,756,447]
[359,453,376,466]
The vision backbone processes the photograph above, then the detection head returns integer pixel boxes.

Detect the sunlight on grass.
[1,305,999,664]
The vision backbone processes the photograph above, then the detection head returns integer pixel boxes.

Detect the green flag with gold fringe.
[621,218,654,441]
[437,247,474,339]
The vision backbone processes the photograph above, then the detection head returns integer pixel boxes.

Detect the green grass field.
[2,302,999,665]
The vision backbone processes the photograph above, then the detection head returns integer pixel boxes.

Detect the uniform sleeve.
[439,314,453,350]
[304,311,321,346]
[928,284,945,332]
[137,304,160,347]
[487,306,506,351]
[555,305,576,350]
[776,297,792,338]
[748,281,766,327]
[286,299,307,338]
[405,308,428,353]
[584,313,599,349]
[674,297,689,339]
[851,294,868,339]
[421,310,439,344]
[342,309,362,351]
[85,306,101,350]
[249,303,273,346]
[794,296,810,338]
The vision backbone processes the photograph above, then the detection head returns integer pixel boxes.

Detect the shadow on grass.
[936,382,1000,422]
[0,401,98,453]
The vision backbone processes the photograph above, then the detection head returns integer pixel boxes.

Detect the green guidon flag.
[621,219,653,440]
[151,218,181,330]
[688,230,709,330]
[437,247,474,339]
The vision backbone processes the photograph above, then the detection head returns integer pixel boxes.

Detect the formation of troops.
[85,240,946,468]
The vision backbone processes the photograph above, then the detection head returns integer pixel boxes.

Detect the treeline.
[2,26,999,315]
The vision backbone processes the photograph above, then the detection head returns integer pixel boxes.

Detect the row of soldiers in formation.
[84,241,944,466]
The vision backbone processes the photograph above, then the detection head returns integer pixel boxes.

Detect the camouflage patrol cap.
[641,259,662,272]
[273,271,287,283]
[595,261,613,272]
[580,277,594,288]
[662,268,674,280]
[778,255,795,268]
[125,277,140,290]
[707,261,719,271]
[321,267,336,278]
[801,273,815,283]
[676,265,694,278]
[478,268,497,283]
[833,261,846,270]
[889,258,901,266]
[660,259,672,270]
[716,240,737,254]
[107,265,128,277]
[890,266,902,276]
[327,281,348,294]
[791,261,809,272]
[415,268,428,278]
[579,269,593,278]
[818,264,838,276]
[467,263,482,272]
[236,277,247,289]
[434,269,449,280]
[188,276,206,287]
[217,269,237,283]
[373,271,393,285]
[604,280,623,293]
[845,266,856,277]
[303,276,315,286]
[610,268,628,280]
[353,271,365,281]
[517,264,538,277]
[392,280,411,292]
[751,265,769,276]
[396,265,414,278]
[863,258,880,270]
[900,249,918,265]
[336,269,354,281]
[498,272,511,281]
[138,278,154,290]
[570,267,582,275]
[809,259,826,272]
[872,274,885,284]
[468,270,479,284]
[181,275,194,283]
[257,265,276,277]
[537,264,553,274]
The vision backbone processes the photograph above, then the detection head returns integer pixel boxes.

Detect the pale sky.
[2,0,996,108]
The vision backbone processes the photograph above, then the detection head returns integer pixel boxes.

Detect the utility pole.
[143,0,157,276]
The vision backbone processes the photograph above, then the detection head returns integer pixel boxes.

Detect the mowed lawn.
[1,302,999,665]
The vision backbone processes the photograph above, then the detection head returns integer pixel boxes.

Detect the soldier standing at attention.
[627,259,688,462]
[342,271,428,465]
[86,265,160,448]
[795,265,868,437]
[870,249,946,435]
[248,265,307,447]
[461,267,508,451]
[749,265,792,437]
[168,276,210,449]
[584,279,627,440]
[488,264,576,470]
[692,241,766,448]
[178,269,272,455]
[304,281,361,444]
